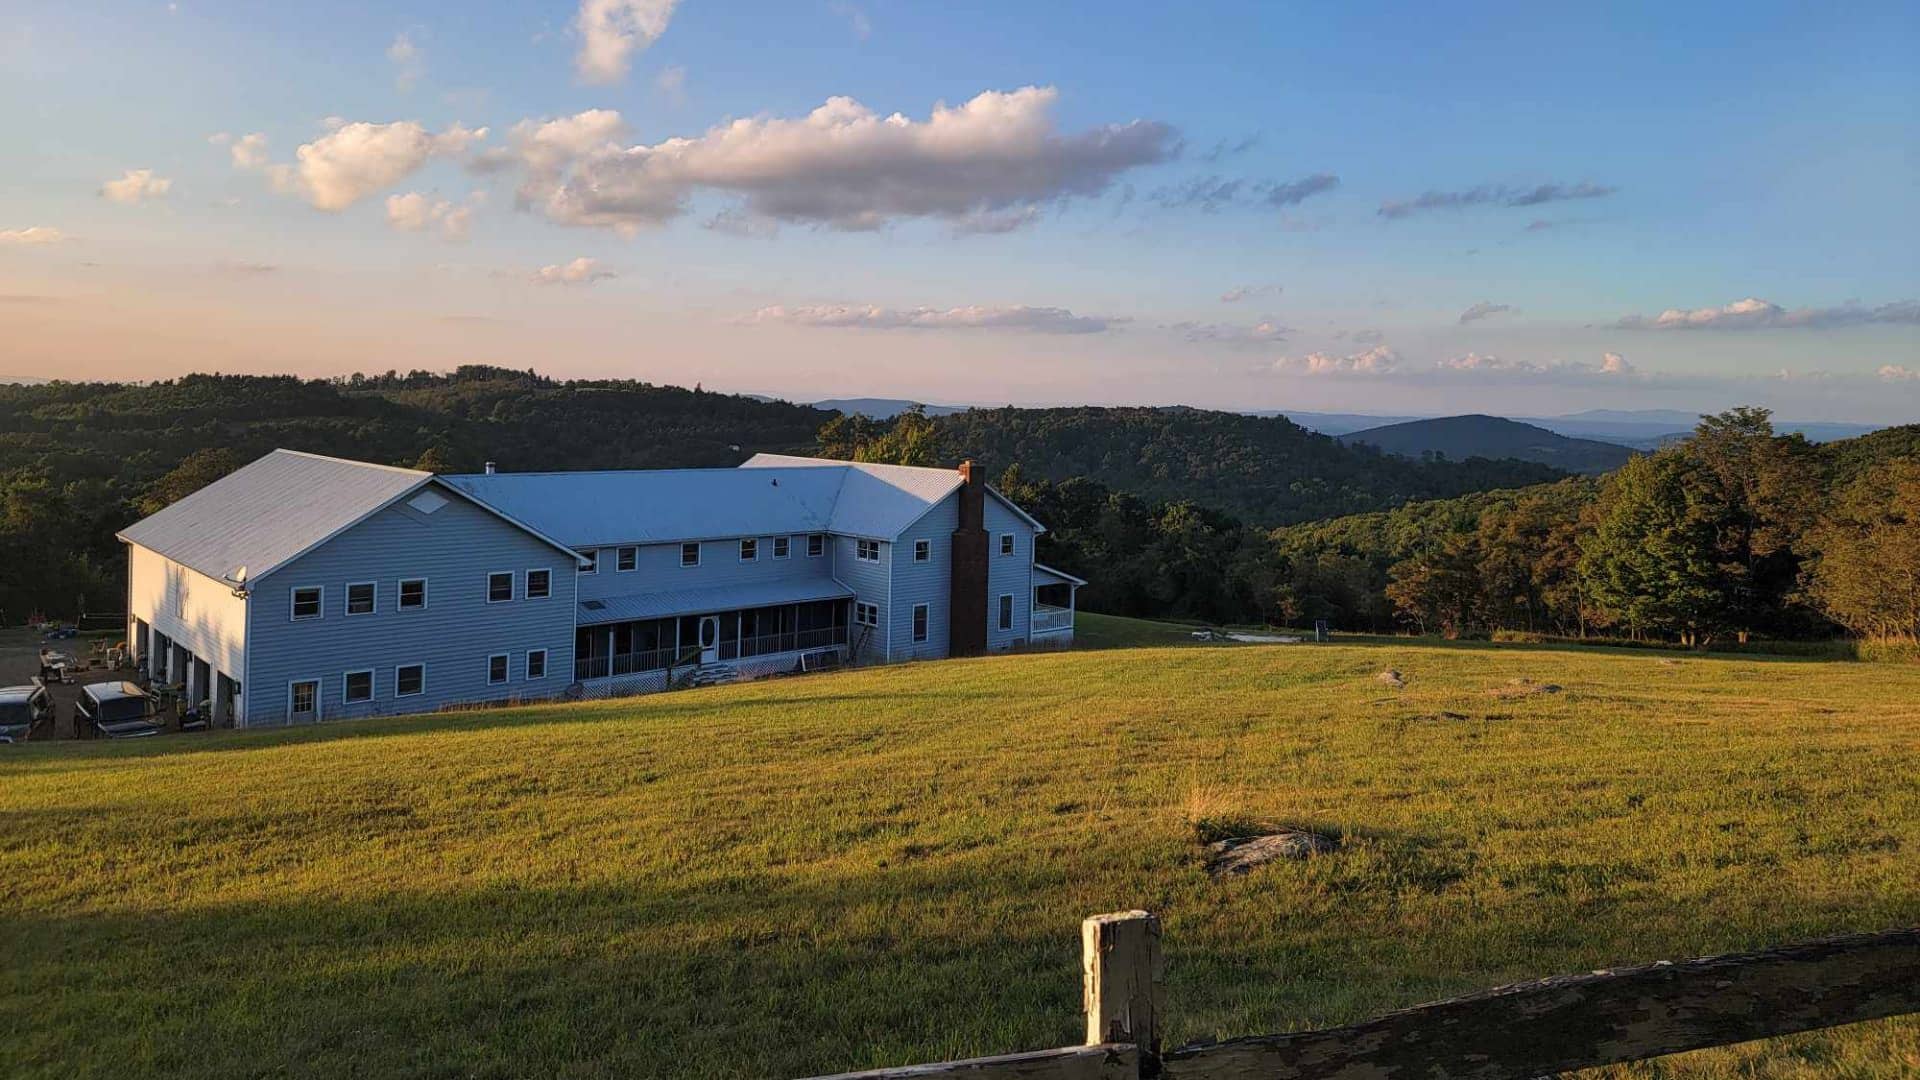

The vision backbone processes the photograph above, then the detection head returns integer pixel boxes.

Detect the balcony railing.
[719,625,848,661]
[1033,605,1074,633]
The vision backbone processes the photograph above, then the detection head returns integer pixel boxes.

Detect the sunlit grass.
[2,629,1917,1078]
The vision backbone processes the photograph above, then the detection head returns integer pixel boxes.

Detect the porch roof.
[1032,562,1087,588]
[578,576,854,626]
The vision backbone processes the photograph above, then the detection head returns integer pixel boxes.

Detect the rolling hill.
[1337,414,1637,474]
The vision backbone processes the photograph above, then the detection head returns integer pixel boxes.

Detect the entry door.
[289,679,320,723]
[698,616,720,664]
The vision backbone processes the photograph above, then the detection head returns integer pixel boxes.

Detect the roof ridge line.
[274,448,429,477]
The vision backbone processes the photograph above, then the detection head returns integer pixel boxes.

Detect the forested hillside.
[1337,414,1635,475]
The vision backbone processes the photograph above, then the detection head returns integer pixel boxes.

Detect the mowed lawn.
[3,635,1919,1079]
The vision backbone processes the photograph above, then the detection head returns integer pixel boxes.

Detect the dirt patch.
[1206,831,1339,878]
[1375,669,1406,689]
[1489,678,1562,699]
[1411,711,1472,722]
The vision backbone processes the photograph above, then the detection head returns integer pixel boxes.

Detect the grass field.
[4,626,1918,1078]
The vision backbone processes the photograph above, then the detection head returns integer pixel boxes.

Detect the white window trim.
[617,546,638,572]
[342,668,375,704]
[912,602,930,643]
[394,662,426,698]
[397,577,429,612]
[526,649,548,680]
[739,538,758,562]
[856,538,881,563]
[855,601,879,627]
[344,581,377,617]
[807,534,826,557]
[487,653,510,685]
[287,677,321,719]
[998,593,1015,631]
[487,570,516,605]
[580,549,599,575]
[773,537,790,559]
[289,585,323,622]
[914,539,931,562]
[681,542,702,568]
[525,569,552,600]
[999,533,1015,556]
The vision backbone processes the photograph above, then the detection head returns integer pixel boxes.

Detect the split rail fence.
[799,910,1919,1080]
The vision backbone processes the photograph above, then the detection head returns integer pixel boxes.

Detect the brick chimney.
[948,460,989,656]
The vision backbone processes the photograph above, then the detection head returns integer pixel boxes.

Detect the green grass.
[3,633,1918,1079]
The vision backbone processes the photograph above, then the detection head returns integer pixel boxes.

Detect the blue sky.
[4,1,1917,419]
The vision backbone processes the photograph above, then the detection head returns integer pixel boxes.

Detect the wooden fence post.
[1083,910,1163,1072]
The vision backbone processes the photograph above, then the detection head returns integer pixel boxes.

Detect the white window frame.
[342,668,374,704]
[999,533,1015,557]
[289,585,323,622]
[681,542,701,568]
[856,538,881,562]
[912,602,930,643]
[487,570,515,604]
[773,536,790,559]
[344,581,376,617]
[394,662,426,698]
[580,549,599,575]
[525,568,551,600]
[617,546,638,572]
[397,577,428,611]
[807,534,826,557]
[914,539,931,562]
[855,601,879,627]
[998,593,1014,631]
[287,677,320,718]
[526,649,548,680]
[487,653,510,685]
[739,538,758,562]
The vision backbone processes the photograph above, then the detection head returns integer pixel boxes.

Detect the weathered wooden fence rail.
[802,912,1920,1080]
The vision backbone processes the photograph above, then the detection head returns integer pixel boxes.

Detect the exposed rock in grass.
[1490,678,1562,698]
[1412,711,1471,722]
[1375,669,1406,688]
[1658,659,1682,667]
[1206,831,1339,877]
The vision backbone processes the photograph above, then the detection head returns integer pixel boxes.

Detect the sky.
[3,1,1918,420]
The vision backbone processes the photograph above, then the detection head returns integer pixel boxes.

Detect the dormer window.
[681,542,701,567]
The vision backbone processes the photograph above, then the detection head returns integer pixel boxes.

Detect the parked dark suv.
[78,682,163,739]
[0,684,54,742]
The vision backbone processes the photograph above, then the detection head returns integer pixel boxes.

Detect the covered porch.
[574,579,854,684]
[1031,563,1083,642]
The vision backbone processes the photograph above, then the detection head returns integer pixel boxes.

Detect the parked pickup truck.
[0,683,54,742]
[78,682,163,739]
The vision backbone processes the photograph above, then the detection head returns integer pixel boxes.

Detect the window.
[681,542,701,567]
[998,594,1014,631]
[526,649,547,680]
[855,601,879,627]
[395,663,425,697]
[914,539,931,562]
[913,603,930,642]
[773,536,790,559]
[1000,533,1016,557]
[581,549,598,574]
[856,539,880,562]
[739,538,758,561]
[488,571,514,604]
[345,582,375,616]
[487,654,509,685]
[617,546,637,572]
[526,569,551,600]
[807,534,825,557]
[343,670,373,704]
[291,586,322,621]
[289,680,318,716]
[398,578,427,610]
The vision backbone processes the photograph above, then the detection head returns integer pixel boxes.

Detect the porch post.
[607,628,615,675]
[211,673,229,726]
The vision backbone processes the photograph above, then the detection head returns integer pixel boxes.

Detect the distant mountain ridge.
[811,397,970,419]
[1338,415,1637,475]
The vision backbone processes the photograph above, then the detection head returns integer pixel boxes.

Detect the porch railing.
[578,625,850,679]
[1033,605,1075,633]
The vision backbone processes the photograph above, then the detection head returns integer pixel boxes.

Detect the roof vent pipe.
[484,461,497,475]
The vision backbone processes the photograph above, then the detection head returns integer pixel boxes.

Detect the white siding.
[127,543,248,677]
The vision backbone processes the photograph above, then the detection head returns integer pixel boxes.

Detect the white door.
[698,616,720,663]
[289,679,319,723]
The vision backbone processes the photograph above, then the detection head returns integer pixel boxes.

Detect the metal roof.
[117,450,432,586]
[578,576,854,625]
[1032,562,1087,587]
[444,455,968,545]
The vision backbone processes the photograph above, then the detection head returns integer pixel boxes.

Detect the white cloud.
[1601,351,1634,375]
[264,121,486,210]
[1458,300,1514,324]
[388,32,423,91]
[1221,283,1280,303]
[1434,352,1546,373]
[0,226,65,245]
[749,303,1116,334]
[507,86,1174,233]
[1432,352,1639,378]
[531,256,615,285]
[1173,319,1289,344]
[100,169,172,204]
[654,64,686,104]
[386,191,481,240]
[223,132,269,170]
[574,0,678,84]
[1274,345,1399,375]
[1617,297,1920,330]
[1880,365,1920,381]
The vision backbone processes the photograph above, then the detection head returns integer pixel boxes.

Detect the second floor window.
[807,534,825,557]
[581,549,598,574]
[914,539,931,562]
[681,542,701,567]
[398,579,427,610]
[488,572,514,603]
[345,582,375,615]
[740,538,758,561]
[617,546,638,572]
[291,586,322,621]
[773,537,789,559]
[526,569,551,599]
[856,539,880,562]
[1000,533,1016,556]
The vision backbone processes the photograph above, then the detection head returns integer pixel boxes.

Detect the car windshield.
[0,701,30,726]
[95,696,151,724]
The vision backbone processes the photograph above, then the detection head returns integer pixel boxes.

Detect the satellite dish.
[227,566,248,585]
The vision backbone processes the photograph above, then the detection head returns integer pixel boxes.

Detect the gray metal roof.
[578,576,854,625]
[444,455,968,545]
[1033,562,1087,587]
[118,450,432,585]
